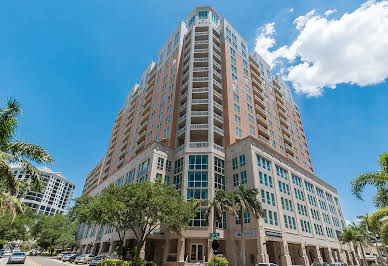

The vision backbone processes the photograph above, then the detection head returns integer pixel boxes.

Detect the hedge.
[97,259,156,266]
[209,256,229,266]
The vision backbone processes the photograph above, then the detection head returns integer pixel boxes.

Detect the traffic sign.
[209,233,219,240]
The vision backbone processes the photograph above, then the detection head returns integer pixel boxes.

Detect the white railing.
[178,114,186,123]
[195,31,209,36]
[214,144,225,152]
[214,101,223,110]
[255,104,266,114]
[191,111,209,116]
[213,71,222,80]
[213,90,223,99]
[213,35,221,43]
[213,43,221,52]
[177,127,186,136]
[213,80,222,89]
[178,103,187,112]
[193,67,209,72]
[190,124,208,130]
[259,135,270,144]
[194,48,209,53]
[195,40,208,45]
[257,124,269,134]
[192,87,208,93]
[194,58,208,62]
[256,114,268,125]
[192,99,208,104]
[180,91,188,101]
[213,53,221,61]
[189,142,209,148]
[192,76,209,82]
[213,61,221,69]
[214,113,223,122]
[214,126,224,135]
[176,144,185,153]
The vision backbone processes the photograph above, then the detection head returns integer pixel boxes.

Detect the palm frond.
[0,157,19,195]
[0,99,21,148]
[0,192,23,221]
[7,141,54,164]
[373,188,388,208]
[350,172,388,200]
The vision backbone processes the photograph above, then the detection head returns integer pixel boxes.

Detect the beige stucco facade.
[78,6,355,266]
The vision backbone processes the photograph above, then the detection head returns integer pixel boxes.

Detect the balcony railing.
[189,142,209,148]
[214,126,224,135]
[190,124,208,130]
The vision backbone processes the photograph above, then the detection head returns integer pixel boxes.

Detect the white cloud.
[324,9,337,16]
[255,0,388,97]
[289,8,294,13]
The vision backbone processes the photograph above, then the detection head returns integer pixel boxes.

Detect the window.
[236,127,242,137]
[247,104,253,113]
[250,125,255,134]
[189,208,207,227]
[239,154,246,166]
[232,157,238,169]
[232,83,238,92]
[198,10,208,19]
[189,155,208,170]
[230,47,236,56]
[248,114,254,123]
[233,173,239,186]
[236,211,250,224]
[174,158,183,174]
[214,157,224,173]
[235,115,241,125]
[188,172,208,187]
[157,157,164,170]
[234,104,240,114]
[231,65,237,73]
[241,171,247,184]
[166,160,172,171]
[215,173,225,191]
[232,73,238,81]
[231,56,236,64]
[187,189,208,200]
[233,93,239,103]
[173,173,182,189]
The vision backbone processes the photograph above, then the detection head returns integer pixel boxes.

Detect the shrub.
[209,256,229,266]
[97,259,156,266]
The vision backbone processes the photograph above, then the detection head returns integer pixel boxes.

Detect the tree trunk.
[374,240,383,264]
[135,239,145,259]
[359,243,367,266]
[240,207,246,266]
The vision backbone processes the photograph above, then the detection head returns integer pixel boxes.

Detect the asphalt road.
[0,256,76,266]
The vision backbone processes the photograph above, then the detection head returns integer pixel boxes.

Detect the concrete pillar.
[256,237,268,263]
[301,244,310,266]
[163,239,169,263]
[326,248,335,263]
[207,239,213,261]
[315,246,323,263]
[177,238,185,262]
[280,240,292,266]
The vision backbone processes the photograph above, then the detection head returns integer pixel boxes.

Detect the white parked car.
[255,263,278,266]
[73,254,95,264]
[57,252,71,259]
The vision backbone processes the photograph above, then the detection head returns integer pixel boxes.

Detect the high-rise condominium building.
[78,6,358,266]
[11,164,75,215]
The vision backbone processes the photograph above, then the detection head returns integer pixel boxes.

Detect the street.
[0,256,76,266]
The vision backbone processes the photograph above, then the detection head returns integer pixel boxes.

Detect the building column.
[207,239,213,261]
[301,244,310,266]
[280,240,292,266]
[256,237,268,263]
[163,239,169,263]
[326,248,335,263]
[315,246,323,263]
[177,237,185,262]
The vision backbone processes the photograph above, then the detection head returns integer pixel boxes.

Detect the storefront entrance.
[190,243,204,262]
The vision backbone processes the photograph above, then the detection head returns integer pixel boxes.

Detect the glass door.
[190,244,204,262]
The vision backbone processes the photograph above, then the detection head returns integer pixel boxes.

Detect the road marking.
[26,257,41,266]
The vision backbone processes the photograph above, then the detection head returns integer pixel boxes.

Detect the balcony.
[195,31,209,36]
[214,101,223,111]
[287,153,297,162]
[283,134,292,145]
[213,80,222,90]
[285,143,294,154]
[257,124,270,137]
[213,61,222,71]
[177,127,186,136]
[213,43,221,53]
[193,58,208,62]
[192,76,209,82]
[192,111,209,117]
[190,124,208,130]
[179,103,187,112]
[213,113,223,123]
[278,108,287,120]
[189,142,209,148]
[180,91,188,101]
[259,135,270,145]
[279,116,290,128]
[192,99,209,105]
[214,143,224,152]
[213,90,223,100]
[281,125,291,137]
[178,114,187,124]
[194,48,209,54]
[192,87,208,93]
[254,95,266,108]
[255,104,267,117]
[256,114,268,127]
[214,126,224,136]
[193,67,209,72]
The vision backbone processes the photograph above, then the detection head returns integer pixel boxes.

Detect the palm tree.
[351,153,388,208]
[339,224,371,266]
[358,213,384,263]
[368,208,388,259]
[205,189,234,237]
[232,185,265,266]
[0,99,53,219]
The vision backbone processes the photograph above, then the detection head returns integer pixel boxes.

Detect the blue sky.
[1,0,387,222]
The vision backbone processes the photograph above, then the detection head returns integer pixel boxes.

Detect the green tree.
[0,99,53,219]
[71,181,198,260]
[339,224,372,266]
[231,185,265,266]
[357,213,385,263]
[30,213,77,252]
[351,153,388,208]
[0,208,35,242]
[204,190,234,237]
[368,208,388,258]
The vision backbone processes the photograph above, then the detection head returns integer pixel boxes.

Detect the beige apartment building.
[78,6,357,266]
